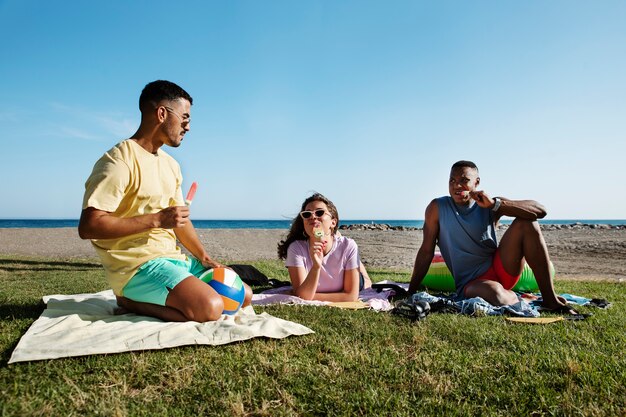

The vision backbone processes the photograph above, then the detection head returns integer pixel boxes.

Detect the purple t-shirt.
[285,235,360,292]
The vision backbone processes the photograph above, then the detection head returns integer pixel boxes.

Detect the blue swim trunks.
[122,256,207,306]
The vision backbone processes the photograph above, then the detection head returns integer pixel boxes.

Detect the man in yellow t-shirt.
[79,80,252,322]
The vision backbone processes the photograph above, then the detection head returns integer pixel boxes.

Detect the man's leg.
[116,295,189,322]
[117,276,224,322]
[120,258,227,322]
[498,218,565,310]
[464,279,518,306]
[242,282,253,307]
[119,276,242,322]
[165,276,224,322]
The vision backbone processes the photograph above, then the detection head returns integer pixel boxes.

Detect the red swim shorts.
[465,249,522,296]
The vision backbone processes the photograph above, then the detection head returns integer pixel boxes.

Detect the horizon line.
[2,218,626,222]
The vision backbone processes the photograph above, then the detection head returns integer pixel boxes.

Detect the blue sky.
[1,1,625,220]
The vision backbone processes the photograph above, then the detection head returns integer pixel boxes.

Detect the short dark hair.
[139,80,193,111]
[451,160,478,172]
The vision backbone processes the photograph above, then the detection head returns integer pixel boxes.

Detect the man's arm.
[470,191,547,221]
[174,221,225,269]
[408,200,439,294]
[78,206,190,240]
[496,197,547,220]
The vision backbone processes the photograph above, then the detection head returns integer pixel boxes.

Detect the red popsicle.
[185,182,198,206]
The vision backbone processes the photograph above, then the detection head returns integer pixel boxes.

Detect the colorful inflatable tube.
[421,253,554,292]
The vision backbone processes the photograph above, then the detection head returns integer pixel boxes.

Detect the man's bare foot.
[113,306,130,315]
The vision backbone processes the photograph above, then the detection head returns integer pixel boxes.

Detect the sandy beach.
[1,226,625,283]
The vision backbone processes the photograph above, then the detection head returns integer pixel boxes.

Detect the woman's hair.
[277,193,339,259]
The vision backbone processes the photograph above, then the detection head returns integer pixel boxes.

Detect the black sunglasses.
[299,209,328,219]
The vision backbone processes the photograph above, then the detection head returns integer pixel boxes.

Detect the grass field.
[1,255,625,416]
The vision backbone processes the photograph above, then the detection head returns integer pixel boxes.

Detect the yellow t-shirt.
[82,139,187,295]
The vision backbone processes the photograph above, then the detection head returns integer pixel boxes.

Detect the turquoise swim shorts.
[122,256,207,306]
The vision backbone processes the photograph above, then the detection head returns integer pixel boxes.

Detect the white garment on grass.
[9,290,314,364]
[252,284,394,311]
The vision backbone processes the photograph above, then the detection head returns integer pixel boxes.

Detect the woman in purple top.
[277,193,371,302]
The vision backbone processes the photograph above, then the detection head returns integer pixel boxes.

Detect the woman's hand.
[309,239,326,268]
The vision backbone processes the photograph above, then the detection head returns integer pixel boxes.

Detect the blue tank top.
[436,196,498,296]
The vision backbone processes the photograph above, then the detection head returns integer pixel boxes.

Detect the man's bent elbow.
[78,223,92,240]
[78,208,108,240]
[535,202,547,219]
[78,220,101,240]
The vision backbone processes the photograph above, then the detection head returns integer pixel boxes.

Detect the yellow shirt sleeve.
[83,150,131,212]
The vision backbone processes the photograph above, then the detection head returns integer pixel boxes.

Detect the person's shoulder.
[91,141,131,168]
[287,239,307,252]
[426,196,447,212]
[336,234,358,249]
[105,140,135,160]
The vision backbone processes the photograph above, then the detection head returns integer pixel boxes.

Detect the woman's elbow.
[293,287,314,301]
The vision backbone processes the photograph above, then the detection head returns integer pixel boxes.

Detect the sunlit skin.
[302,201,337,264]
[408,163,574,313]
[78,92,252,322]
[161,101,191,148]
[132,98,191,153]
[79,98,195,238]
[449,166,497,210]
[288,201,360,302]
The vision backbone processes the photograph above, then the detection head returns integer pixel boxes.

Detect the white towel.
[251,285,394,311]
[9,290,313,364]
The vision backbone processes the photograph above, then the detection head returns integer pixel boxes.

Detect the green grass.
[1,255,625,416]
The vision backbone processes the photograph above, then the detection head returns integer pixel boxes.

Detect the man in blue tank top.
[407,160,573,312]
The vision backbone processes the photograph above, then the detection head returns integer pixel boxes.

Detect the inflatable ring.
[420,252,554,292]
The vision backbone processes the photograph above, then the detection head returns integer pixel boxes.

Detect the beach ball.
[199,267,245,315]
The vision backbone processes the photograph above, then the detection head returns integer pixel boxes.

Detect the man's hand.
[469,193,548,220]
[200,258,226,270]
[158,206,190,229]
[172,221,227,270]
[469,190,495,209]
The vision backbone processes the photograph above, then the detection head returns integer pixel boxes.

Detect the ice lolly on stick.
[313,227,324,239]
[185,182,198,206]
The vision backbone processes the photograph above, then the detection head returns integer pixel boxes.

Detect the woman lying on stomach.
[277,193,371,302]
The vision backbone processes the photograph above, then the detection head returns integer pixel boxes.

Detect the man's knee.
[200,295,224,322]
[173,294,224,323]
[166,276,228,322]
[185,294,224,322]
[492,286,518,306]
[510,218,542,236]
[510,217,538,229]
[242,284,253,307]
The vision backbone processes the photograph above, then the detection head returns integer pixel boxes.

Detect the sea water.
[1,219,625,229]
